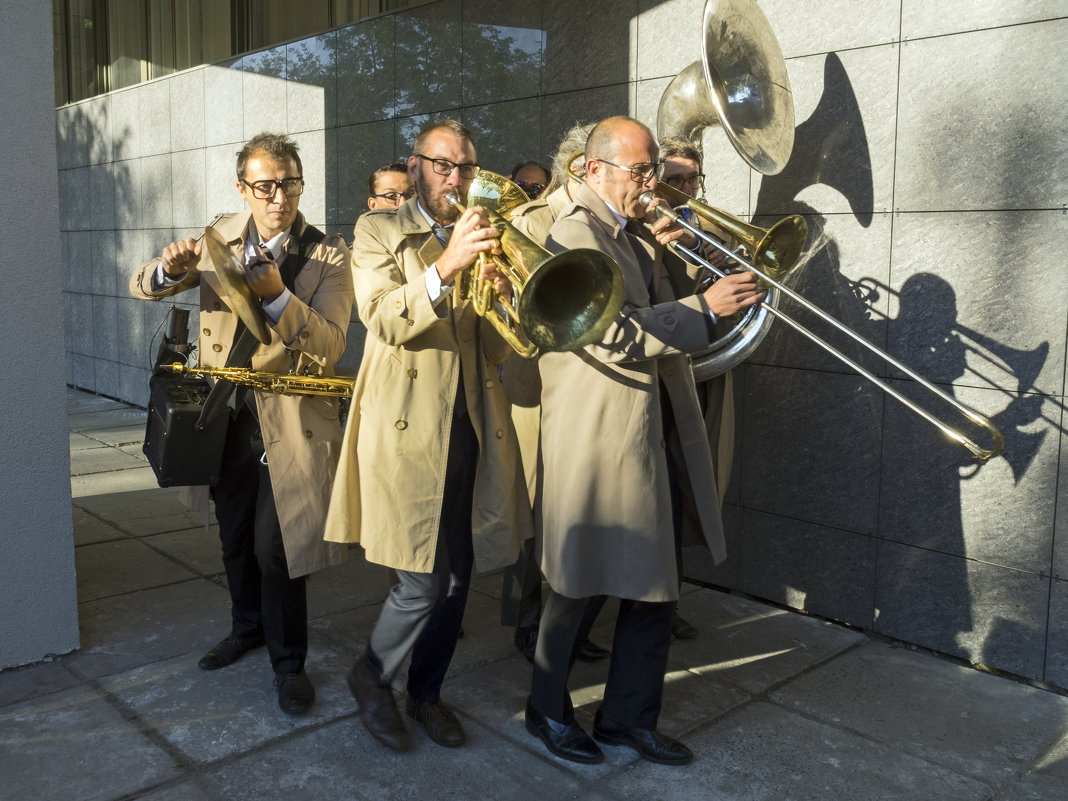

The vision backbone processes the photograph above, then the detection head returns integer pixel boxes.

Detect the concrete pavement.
[0,388,1065,800]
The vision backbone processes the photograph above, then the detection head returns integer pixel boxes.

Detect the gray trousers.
[366,412,477,703]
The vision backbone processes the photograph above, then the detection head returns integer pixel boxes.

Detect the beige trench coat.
[536,184,726,603]
[129,211,353,579]
[322,200,530,575]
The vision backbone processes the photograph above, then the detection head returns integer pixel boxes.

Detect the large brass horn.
[657,0,796,175]
[446,170,624,357]
[643,192,1004,462]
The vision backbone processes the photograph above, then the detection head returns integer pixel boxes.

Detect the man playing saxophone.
[129,132,354,715]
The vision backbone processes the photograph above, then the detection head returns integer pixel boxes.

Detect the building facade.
[41,0,1068,687]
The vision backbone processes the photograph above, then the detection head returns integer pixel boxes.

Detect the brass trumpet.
[445,170,624,357]
[163,363,356,397]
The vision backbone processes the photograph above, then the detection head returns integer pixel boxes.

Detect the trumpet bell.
[657,0,795,175]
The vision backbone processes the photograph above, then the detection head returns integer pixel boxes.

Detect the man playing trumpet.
[324,119,531,752]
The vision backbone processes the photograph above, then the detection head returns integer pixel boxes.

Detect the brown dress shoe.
[346,657,411,751]
[405,694,466,747]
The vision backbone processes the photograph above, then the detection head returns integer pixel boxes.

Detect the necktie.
[432,223,452,245]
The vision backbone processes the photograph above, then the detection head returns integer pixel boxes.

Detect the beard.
[416,172,461,224]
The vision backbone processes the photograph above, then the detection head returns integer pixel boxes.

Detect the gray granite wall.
[54,0,1066,687]
[2,0,79,669]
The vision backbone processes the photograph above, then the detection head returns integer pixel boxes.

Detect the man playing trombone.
[525,116,762,765]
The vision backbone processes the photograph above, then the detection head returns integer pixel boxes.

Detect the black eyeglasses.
[413,154,480,179]
[594,158,665,183]
[664,173,705,193]
[241,177,304,199]
[371,189,416,204]
[516,181,545,196]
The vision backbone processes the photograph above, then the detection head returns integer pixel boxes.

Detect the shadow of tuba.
[446,170,624,357]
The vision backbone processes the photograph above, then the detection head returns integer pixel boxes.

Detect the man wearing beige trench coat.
[323,119,530,753]
[524,117,764,766]
[130,133,353,714]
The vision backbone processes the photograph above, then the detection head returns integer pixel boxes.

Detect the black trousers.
[530,591,674,729]
[500,536,542,629]
[365,411,478,703]
[212,405,307,675]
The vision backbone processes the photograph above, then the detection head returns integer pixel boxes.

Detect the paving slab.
[143,526,225,576]
[71,464,161,498]
[82,422,146,447]
[70,579,230,680]
[98,636,355,765]
[769,640,1068,786]
[68,407,147,432]
[666,589,865,694]
[0,660,84,710]
[0,684,181,801]
[593,700,993,801]
[202,713,591,801]
[72,505,128,546]
[75,537,201,601]
[70,444,147,475]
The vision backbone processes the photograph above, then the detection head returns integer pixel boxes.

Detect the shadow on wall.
[732,51,1059,681]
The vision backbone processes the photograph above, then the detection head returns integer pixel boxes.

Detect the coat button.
[407,319,415,326]
[213,301,221,310]
[301,331,309,339]
[212,343,223,352]
[496,429,504,439]
[202,328,211,336]
[485,379,493,388]
[304,429,313,439]
[407,369,418,379]
[395,420,408,430]
[395,300,403,309]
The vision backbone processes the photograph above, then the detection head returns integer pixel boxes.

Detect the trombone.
[643,187,1004,462]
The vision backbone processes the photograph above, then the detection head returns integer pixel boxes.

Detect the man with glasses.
[324,119,530,752]
[508,160,550,200]
[524,116,763,766]
[129,132,354,715]
[366,161,415,210]
[656,135,733,642]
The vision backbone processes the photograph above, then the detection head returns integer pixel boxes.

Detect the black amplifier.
[143,373,228,487]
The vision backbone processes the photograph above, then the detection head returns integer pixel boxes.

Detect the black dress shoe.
[514,625,538,663]
[197,633,266,670]
[346,657,411,751]
[576,638,610,662]
[592,709,693,765]
[405,694,465,747]
[275,671,315,714]
[671,611,698,640]
[524,697,603,764]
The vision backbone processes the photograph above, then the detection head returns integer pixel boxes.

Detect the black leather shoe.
[514,625,538,663]
[346,657,411,751]
[524,697,603,764]
[197,633,266,670]
[274,671,315,714]
[405,694,465,747]
[592,709,693,765]
[671,612,698,640]
[576,638,610,662]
